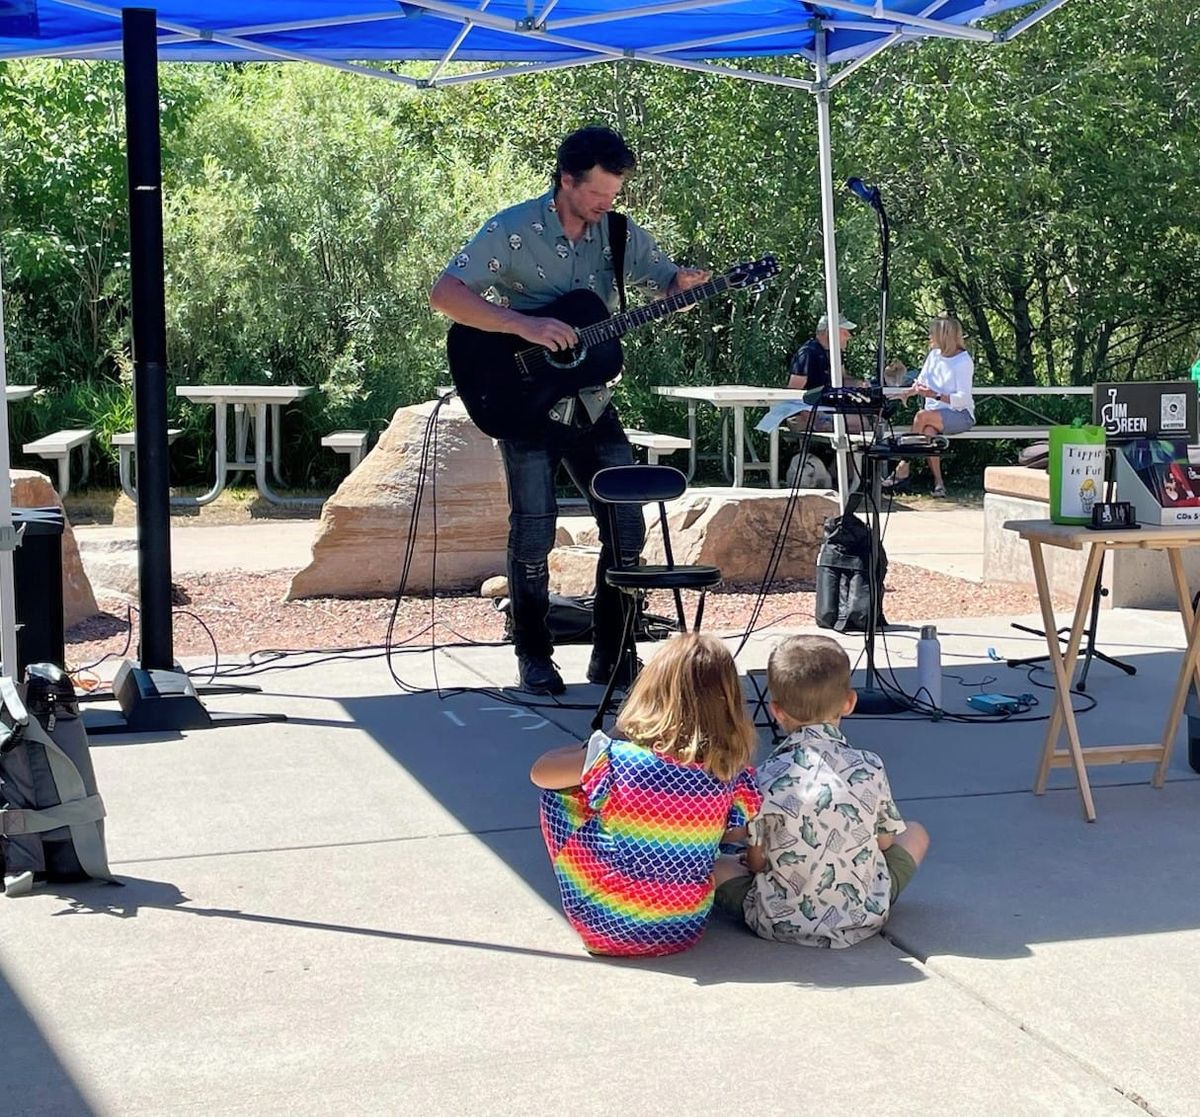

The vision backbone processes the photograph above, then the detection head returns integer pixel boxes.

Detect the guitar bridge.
[514,351,534,383]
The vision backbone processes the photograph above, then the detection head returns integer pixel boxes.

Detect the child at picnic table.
[530,633,763,958]
[715,635,930,947]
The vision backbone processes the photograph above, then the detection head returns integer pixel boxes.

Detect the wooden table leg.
[1167,548,1200,697]
[1030,539,1103,821]
[1155,551,1200,788]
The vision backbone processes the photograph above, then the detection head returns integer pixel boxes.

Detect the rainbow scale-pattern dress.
[540,731,762,957]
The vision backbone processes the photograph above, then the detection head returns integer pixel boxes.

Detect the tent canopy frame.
[0,0,1073,677]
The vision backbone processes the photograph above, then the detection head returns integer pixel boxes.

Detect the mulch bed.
[65,563,1058,671]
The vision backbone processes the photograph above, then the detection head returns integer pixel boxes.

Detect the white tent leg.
[814,29,850,512]
[0,256,20,677]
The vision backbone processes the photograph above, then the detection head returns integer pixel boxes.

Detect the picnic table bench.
[321,430,369,472]
[22,429,93,496]
[112,428,183,501]
[624,429,691,465]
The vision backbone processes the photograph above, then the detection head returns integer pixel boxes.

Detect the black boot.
[517,653,565,695]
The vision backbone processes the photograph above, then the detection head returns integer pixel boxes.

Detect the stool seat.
[606,565,721,592]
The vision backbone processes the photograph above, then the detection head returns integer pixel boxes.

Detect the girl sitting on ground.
[883,315,976,497]
[531,633,763,958]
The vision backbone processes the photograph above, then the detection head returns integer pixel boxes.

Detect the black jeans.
[499,407,645,661]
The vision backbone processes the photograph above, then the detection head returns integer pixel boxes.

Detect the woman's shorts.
[927,407,975,436]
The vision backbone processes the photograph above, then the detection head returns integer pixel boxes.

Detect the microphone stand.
[845,180,905,714]
[855,404,908,716]
[874,199,890,388]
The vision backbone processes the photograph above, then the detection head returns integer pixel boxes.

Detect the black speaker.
[12,507,66,674]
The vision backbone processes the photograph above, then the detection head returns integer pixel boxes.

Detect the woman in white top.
[882,316,975,497]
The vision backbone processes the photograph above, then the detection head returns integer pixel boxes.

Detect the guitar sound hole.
[545,344,588,371]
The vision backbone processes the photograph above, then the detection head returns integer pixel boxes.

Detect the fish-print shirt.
[442,189,679,313]
[742,723,906,948]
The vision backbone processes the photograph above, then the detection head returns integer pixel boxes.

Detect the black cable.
[69,603,135,674]
[732,401,820,657]
[374,392,618,714]
[172,609,219,685]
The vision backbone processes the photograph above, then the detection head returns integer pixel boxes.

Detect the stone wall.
[983,465,1200,609]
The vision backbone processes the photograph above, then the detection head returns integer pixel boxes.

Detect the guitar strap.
[607,211,628,314]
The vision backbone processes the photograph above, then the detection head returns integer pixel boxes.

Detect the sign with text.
[1093,381,1197,443]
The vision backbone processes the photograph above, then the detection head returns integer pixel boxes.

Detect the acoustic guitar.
[446,255,780,439]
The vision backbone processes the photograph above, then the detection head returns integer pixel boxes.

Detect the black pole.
[876,203,890,387]
[122,7,173,670]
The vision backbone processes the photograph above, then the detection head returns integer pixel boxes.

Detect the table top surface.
[1005,518,1200,548]
[655,383,1096,404]
[655,385,810,404]
[972,386,1093,396]
[6,385,37,401]
[176,385,314,403]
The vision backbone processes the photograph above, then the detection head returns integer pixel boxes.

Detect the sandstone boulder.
[289,399,509,598]
[643,487,838,586]
[548,545,601,597]
[480,575,508,598]
[11,470,99,627]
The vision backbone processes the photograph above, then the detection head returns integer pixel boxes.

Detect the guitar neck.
[577,274,733,348]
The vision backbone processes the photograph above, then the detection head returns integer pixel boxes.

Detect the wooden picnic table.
[175,385,313,505]
[655,383,1098,488]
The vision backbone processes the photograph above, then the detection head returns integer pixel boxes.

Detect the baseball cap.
[817,313,857,332]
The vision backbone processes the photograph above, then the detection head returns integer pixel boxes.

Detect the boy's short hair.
[768,635,852,726]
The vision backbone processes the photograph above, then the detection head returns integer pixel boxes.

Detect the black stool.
[589,465,721,730]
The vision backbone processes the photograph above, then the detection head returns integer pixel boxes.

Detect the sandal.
[881,473,911,494]
[931,484,947,498]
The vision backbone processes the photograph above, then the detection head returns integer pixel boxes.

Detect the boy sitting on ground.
[716,635,930,948]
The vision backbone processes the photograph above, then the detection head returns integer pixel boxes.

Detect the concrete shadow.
[0,965,97,1115]
[44,872,924,990]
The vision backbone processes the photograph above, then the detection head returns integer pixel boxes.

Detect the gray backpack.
[0,664,117,897]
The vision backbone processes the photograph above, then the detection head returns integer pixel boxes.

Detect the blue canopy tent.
[0,0,1072,690]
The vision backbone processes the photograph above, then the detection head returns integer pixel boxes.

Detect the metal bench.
[947,425,1048,441]
[624,429,692,465]
[321,430,369,472]
[22,429,94,496]
[111,429,183,501]
[809,423,1050,444]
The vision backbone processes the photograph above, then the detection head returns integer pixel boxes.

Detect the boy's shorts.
[713,874,755,918]
[712,844,919,920]
[884,844,917,901]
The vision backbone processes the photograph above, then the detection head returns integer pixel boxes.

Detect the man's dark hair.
[554,126,636,188]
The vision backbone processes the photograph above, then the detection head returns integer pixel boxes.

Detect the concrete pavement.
[5,611,1200,1114]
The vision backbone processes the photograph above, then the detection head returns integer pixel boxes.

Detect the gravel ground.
[64,563,1062,672]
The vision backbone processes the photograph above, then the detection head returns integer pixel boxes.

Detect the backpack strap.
[607,211,628,314]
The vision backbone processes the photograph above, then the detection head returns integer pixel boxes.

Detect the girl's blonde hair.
[614,632,756,782]
[928,315,966,356]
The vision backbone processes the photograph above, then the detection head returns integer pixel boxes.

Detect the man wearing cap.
[775,313,868,488]
[787,313,857,393]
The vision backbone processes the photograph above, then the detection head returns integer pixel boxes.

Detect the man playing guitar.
[430,126,709,695]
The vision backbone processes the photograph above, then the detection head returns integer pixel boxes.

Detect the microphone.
[845,177,882,210]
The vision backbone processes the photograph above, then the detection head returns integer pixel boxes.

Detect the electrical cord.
[376,391,624,714]
[732,402,820,658]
